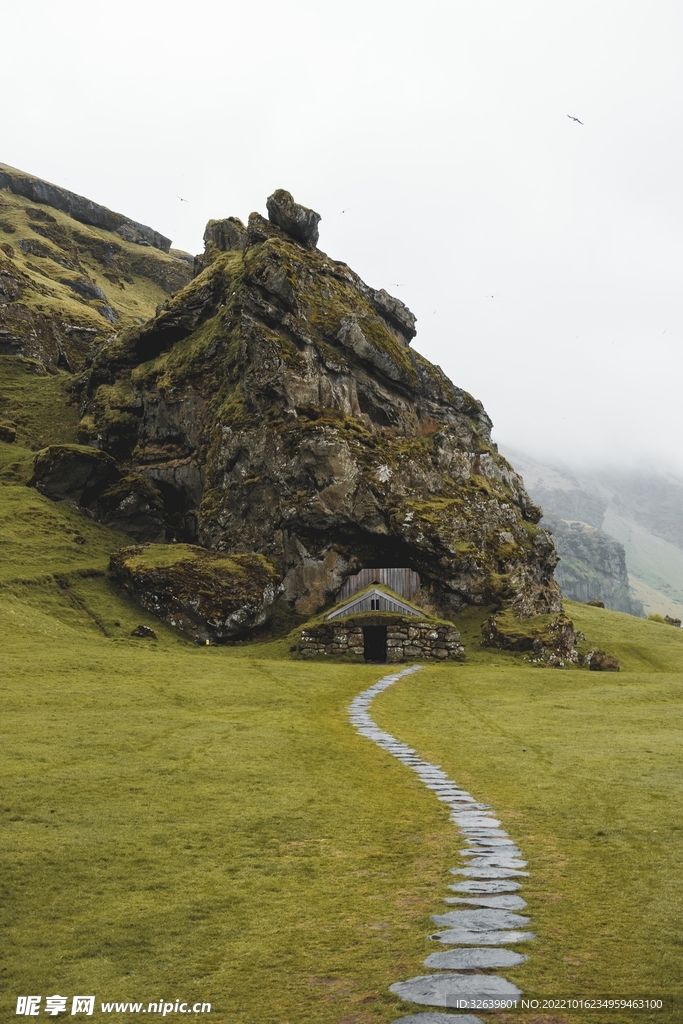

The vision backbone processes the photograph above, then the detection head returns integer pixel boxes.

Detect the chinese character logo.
[16,997,41,1016]
[45,996,68,1016]
[71,998,95,1016]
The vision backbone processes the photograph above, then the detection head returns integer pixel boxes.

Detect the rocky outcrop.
[482,610,579,667]
[0,170,192,372]
[265,190,321,248]
[30,444,120,502]
[0,163,171,252]
[110,544,282,643]
[542,512,644,616]
[584,649,620,672]
[79,190,562,622]
[29,444,168,541]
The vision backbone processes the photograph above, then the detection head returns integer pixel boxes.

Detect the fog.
[5,0,683,473]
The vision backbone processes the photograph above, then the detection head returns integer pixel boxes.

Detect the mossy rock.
[0,420,17,443]
[109,543,283,643]
[29,445,168,541]
[482,609,579,667]
[92,473,168,542]
[30,444,119,504]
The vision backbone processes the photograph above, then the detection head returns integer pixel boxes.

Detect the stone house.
[298,580,464,663]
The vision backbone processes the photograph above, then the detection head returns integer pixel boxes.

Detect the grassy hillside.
[1,474,681,1022]
[1,361,681,1023]
[0,171,192,372]
[0,358,79,454]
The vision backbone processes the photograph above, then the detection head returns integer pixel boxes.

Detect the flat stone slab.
[430,928,535,945]
[458,828,509,838]
[449,880,522,894]
[432,909,530,930]
[390,973,522,1007]
[459,856,527,870]
[390,1015,485,1024]
[462,837,517,848]
[451,815,502,828]
[450,867,529,878]
[424,948,528,970]
[444,895,527,910]
[461,844,522,856]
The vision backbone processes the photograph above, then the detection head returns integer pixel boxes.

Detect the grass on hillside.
[0,185,187,331]
[1,449,681,1023]
[376,602,683,1024]
[0,359,80,452]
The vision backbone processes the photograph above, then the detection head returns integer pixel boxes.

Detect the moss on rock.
[110,544,282,642]
[481,609,579,667]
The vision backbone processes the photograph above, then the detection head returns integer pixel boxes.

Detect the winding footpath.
[348,666,534,1024]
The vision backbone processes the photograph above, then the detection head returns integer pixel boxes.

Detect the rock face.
[0,165,192,372]
[78,191,562,621]
[542,512,644,616]
[30,444,168,541]
[110,544,282,642]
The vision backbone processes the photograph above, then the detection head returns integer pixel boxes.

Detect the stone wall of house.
[299,618,465,661]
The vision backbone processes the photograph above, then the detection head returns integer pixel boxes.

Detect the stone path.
[348,666,534,1024]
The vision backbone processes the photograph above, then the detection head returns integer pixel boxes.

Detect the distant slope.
[602,506,683,611]
[502,447,683,619]
[583,467,683,551]
[540,511,641,615]
[0,162,192,372]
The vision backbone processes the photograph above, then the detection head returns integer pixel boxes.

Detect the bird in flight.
[176,195,189,202]
[485,294,497,299]
[338,208,351,216]
[567,115,584,124]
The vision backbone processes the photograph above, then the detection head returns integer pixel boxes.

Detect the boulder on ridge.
[265,189,321,247]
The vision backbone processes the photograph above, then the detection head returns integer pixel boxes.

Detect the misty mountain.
[503,448,683,619]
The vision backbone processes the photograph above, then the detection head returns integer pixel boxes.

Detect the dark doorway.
[363,626,387,663]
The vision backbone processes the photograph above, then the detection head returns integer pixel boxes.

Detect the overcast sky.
[5,1,683,473]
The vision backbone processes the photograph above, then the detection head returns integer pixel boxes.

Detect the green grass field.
[1,425,682,1023]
